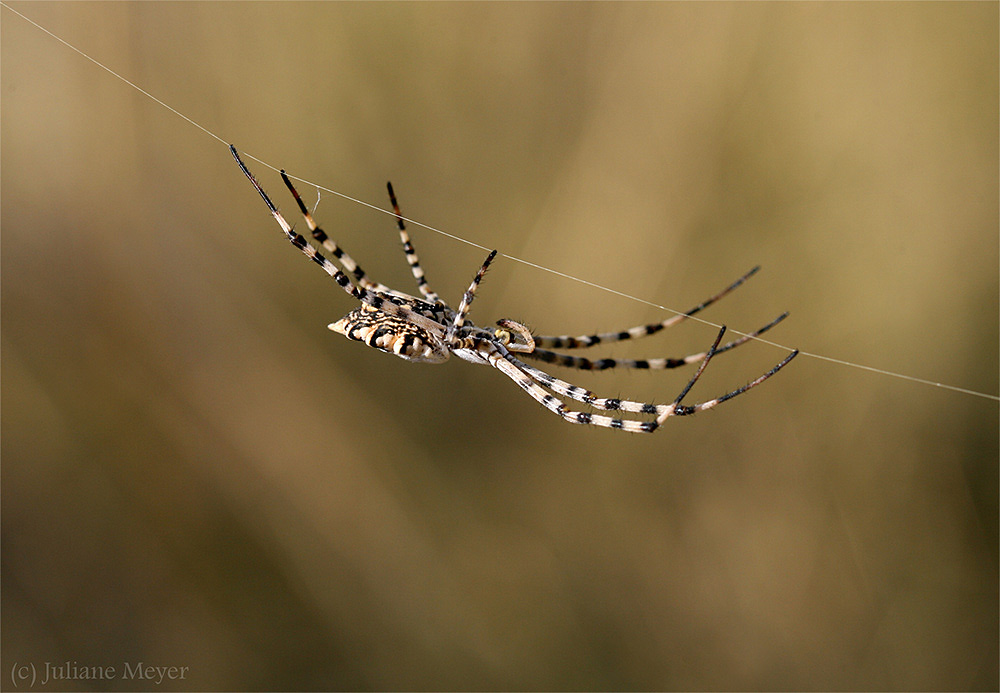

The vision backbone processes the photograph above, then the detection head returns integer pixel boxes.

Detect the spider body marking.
[231,145,797,433]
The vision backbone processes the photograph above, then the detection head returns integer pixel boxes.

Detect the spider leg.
[661,341,798,421]
[523,312,788,370]
[509,324,781,415]
[474,339,662,432]
[446,249,499,339]
[481,328,797,432]
[278,169,393,294]
[232,146,440,331]
[271,161,426,304]
[387,182,443,305]
[532,266,761,349]
[508,352,671,417]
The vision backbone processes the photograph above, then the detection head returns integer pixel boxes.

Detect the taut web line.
[5,2,996,403]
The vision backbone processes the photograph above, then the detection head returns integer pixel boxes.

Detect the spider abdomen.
[329,308,449,363]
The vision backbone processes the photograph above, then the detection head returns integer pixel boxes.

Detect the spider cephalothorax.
[231,145,797,433]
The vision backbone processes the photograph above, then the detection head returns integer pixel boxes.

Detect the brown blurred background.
[2,2,997,690]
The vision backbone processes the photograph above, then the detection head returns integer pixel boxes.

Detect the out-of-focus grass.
[3,2,996,690]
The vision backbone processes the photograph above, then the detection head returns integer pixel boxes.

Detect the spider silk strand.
[6,2,997,404]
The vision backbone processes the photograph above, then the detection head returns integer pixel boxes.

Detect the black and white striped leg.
[509,326,725,417]
[476,340,662,433]
[523,312,789,371]
[231,146,440,330]
[276,172,436,304]
[532,266,762,350]
[277,169,394,293]
[665,347,798,419]
[508,353,671,417]
[485,326,798,432]
[446,249,498,339]
[387,182,443,305]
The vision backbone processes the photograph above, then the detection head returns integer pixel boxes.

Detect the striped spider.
[231,146,797,433]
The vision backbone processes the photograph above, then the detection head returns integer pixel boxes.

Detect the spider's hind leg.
[231,146,436,328]
[277,169,392,293]
[387,182,443,305]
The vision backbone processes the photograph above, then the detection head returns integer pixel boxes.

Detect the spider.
[231,145,797,433]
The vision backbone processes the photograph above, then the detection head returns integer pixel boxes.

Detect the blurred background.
[2,2,997,690]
